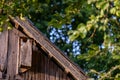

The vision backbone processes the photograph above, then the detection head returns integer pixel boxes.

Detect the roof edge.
[9,15,88,80]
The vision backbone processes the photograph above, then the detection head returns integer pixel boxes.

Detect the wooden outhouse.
[0,16,87,80]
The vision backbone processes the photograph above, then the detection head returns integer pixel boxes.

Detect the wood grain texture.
[20,38,32,67]
[0,30,8,72]
[22,46,73,80]
[7,29,19,80]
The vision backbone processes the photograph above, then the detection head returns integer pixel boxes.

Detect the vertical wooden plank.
[40,53,45,80]
[55,66,59,80]
[33,49,39,80]
[59,68,63,80]
[40,52,42,80]
[35,51,38,80]
[44,55,48,80]
[38,51,41,80]
[0,30,8,72]
[56,71,59,80]
[7,29,19,80]
[0,72,2,79]
[37,50,41,80]
[43,53,47,80]
[49,60,55,80]
[34,50,37,80]
[20,38,32,67]
[36,53,39,80]
[45,56,49,80]
[32,47,41,80]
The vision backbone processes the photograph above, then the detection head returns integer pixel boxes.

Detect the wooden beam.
[9,16,88,80]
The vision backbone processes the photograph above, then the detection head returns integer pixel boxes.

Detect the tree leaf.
[110,7,116,14]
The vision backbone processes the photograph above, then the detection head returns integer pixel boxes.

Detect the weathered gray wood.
[20,38,32,67]
[7,28,19,80]
[9,16,88,80]
[0,31,8,72]
[0,71,2,79]
[8,28,31,74]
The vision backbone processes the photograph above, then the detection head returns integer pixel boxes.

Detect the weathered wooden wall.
[21,47,74,80]
[0,29,75,80]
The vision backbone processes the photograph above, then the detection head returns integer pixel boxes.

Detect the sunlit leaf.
[116,11,120,17]
[86,21,93,31]
[102,2,109,10]
[77,23,87,39]
[68,30,79,41]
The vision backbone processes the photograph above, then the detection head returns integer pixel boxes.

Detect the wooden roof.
[9,16,88,80]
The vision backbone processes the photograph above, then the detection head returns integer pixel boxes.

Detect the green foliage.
[49,0,120,79]
[0,0,53,33]
[68,23,87,41]
[1,0,120,79]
